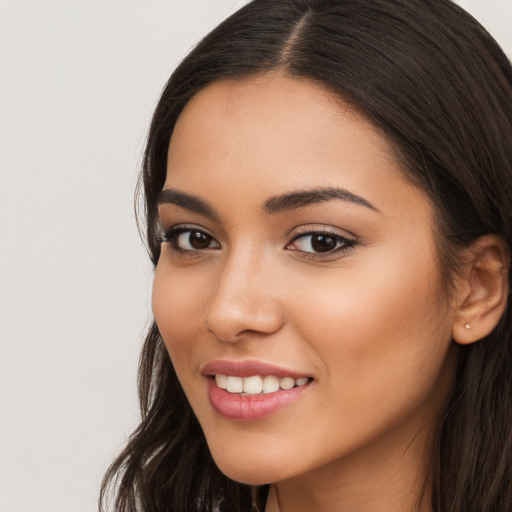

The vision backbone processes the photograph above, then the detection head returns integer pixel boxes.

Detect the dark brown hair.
[100,1,512,510]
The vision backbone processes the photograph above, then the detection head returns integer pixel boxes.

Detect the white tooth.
[296,377,309,386]
[215,374,228,389]
[280,377,295,390]
[262,375,280,393]
[243,375,263,394]
[226,376,243,393]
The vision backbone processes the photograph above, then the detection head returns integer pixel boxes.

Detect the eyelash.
[158,225,357,259]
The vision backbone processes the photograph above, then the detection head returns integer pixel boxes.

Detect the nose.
[205,249,284,343]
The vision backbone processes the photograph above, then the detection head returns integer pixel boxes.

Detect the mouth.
[213,374,312,395]
[202,360,314,420]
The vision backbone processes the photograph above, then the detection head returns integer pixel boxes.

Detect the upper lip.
[201,359,311,379]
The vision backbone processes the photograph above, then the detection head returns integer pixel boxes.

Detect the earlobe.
[452,235,509,345]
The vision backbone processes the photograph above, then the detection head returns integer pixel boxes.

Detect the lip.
[201,359,310,379]
[202,359,313,421]
[206,379,311,420]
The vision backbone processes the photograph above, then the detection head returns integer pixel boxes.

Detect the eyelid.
[158,222,214,239]
[288,223,357,241]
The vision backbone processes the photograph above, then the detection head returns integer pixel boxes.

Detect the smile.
[215,374,310,395]
[201,360,313,420]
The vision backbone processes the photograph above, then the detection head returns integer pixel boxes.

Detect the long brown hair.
[100,1,512,510]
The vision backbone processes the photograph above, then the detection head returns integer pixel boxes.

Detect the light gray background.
[0,1,511,511]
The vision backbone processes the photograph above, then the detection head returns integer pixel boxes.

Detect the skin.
[152,73,460,512]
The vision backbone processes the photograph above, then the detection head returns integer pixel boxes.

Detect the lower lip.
[207,378,311,420]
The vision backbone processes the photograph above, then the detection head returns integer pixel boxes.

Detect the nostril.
[206,326,274,343]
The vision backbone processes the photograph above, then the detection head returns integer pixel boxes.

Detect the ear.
[452,234,509,345]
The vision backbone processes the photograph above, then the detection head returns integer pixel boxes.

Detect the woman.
[100,0,512,510]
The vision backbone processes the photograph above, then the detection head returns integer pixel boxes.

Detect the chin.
[209,448,290,486]
[216,464,276,486]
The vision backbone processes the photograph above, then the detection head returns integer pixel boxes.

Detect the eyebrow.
[263,187,380,214]
[157,186,379,219]
[157,188,219,220]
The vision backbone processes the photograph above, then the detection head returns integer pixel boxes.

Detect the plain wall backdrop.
[0,1,511,511]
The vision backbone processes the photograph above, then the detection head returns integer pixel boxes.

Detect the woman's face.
[152,73,457,486]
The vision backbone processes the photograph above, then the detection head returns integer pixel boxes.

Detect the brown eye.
[188,231,213,249]
[164,228,220,251]
[288,231,355,255]
[310,234,337,253]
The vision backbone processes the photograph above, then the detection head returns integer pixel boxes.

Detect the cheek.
[152,263,207,360]
[281,260,454,464]
[152,262,214,420]
[288,246,452,393]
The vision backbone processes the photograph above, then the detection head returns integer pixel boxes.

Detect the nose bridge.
[205,242,282,342]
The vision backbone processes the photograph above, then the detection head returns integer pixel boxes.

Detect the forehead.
[169,73,397,169]
[165,72,428,223]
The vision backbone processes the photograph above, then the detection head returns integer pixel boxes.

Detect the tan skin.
[152,73,508,512]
